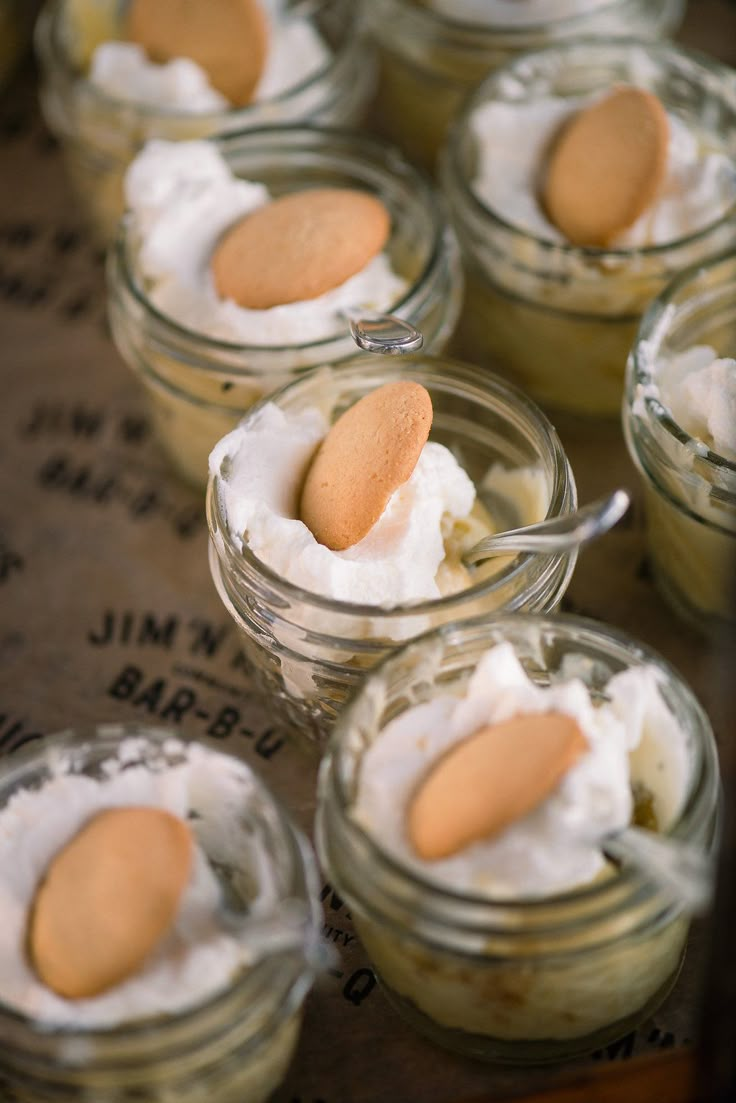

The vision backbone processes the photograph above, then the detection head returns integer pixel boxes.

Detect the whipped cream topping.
[90,43,229,110]
[125,140,407,345]
[89,0,330,111]
[0,738,281,1027]
[655,344,736,462]
[354,642,690,899]
[210,402,476,606]
[429,0,612,27]
[470,95,736,248]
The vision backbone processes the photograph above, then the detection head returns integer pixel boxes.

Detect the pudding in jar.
[624,250,736,630]
[0,725,320,1103]
[207,358,578,745]
[316,614,720,1061]
[440,39,736,416]
[367,0,685,171]
[107,128,463,488]
[34,0,375,241]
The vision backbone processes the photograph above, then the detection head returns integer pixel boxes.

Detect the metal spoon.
[218,897,337,971]
[344,311,424,355]
[603,825,713,915]
[463,488,631,567]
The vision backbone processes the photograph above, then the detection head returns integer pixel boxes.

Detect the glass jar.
[34,0,376,242]
[107,124,463,489]
[316,613,720,1062]
[623,250,736,632]
[440,38,736,418]
[0,723,320,1103]
[367,0,685,171]
[207,356,577,748]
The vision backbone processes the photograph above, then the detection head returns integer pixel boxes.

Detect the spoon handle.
[604,825,713,915]
[219,900,337,971]
[464,488,630,565]
[344,311,424,355]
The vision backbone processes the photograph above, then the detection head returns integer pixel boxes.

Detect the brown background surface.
[0,3,735,1100]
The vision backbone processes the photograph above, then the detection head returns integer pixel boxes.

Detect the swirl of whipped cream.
[354,642,691,898]
[210,403,477,606]
[470,95,736,248]
[124,140,407,345]
[89,0,331,111]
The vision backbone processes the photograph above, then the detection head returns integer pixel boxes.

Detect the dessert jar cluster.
[0,724,321,1103]
[367,0,685,171]
[34,0,376,241]
[107,124,463,489]
[441,38,736,417]
[316,614,720,1062]
[207,357,577,747]
[624,250,736,631]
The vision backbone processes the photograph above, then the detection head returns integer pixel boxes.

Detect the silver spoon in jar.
[602,825,714,915]
[343,310,424,355]
[462,488,631,567]
[217,896,338,971]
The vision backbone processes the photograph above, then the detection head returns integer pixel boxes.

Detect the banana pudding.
[0,725,320,1102]
[108,128,463,487]
[207,358,577,745]
[441,39,736,416]
[316,614,720,1061]
[624,250,736,629]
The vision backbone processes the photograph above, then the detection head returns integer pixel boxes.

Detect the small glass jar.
[367,0,685,171]
[316,613,720,1062]
[207,356,577,748]
[440,38,736,418]
[623,250,736,632]
[34,0,376,242]
[108,124,463,488]
[0,723,320,1103]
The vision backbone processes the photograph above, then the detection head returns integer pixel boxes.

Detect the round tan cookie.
[28,806,193,1000]
[541,86,670,248]
[211,188,391,310]
[408,713,589,861]
[127,0,269,107]
[299,381,433,551]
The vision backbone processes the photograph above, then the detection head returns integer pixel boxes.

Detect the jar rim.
[373,0,637,40]
[206,356,577,618]
[111,123,448,363]
[443,36,736,259]
[318,612,719,930]
[35,0,353,121]
[628,247,736,481]
[0,723,319,1040]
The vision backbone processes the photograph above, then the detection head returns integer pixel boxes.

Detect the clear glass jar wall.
[623,250,736,631]
[207,357,577,748]
[316,614,720,1062]
[367,0,685,171]
[107,125,463,489]
[440,38,736,417]
[0,725,319,1103]
[34,0,377,241]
